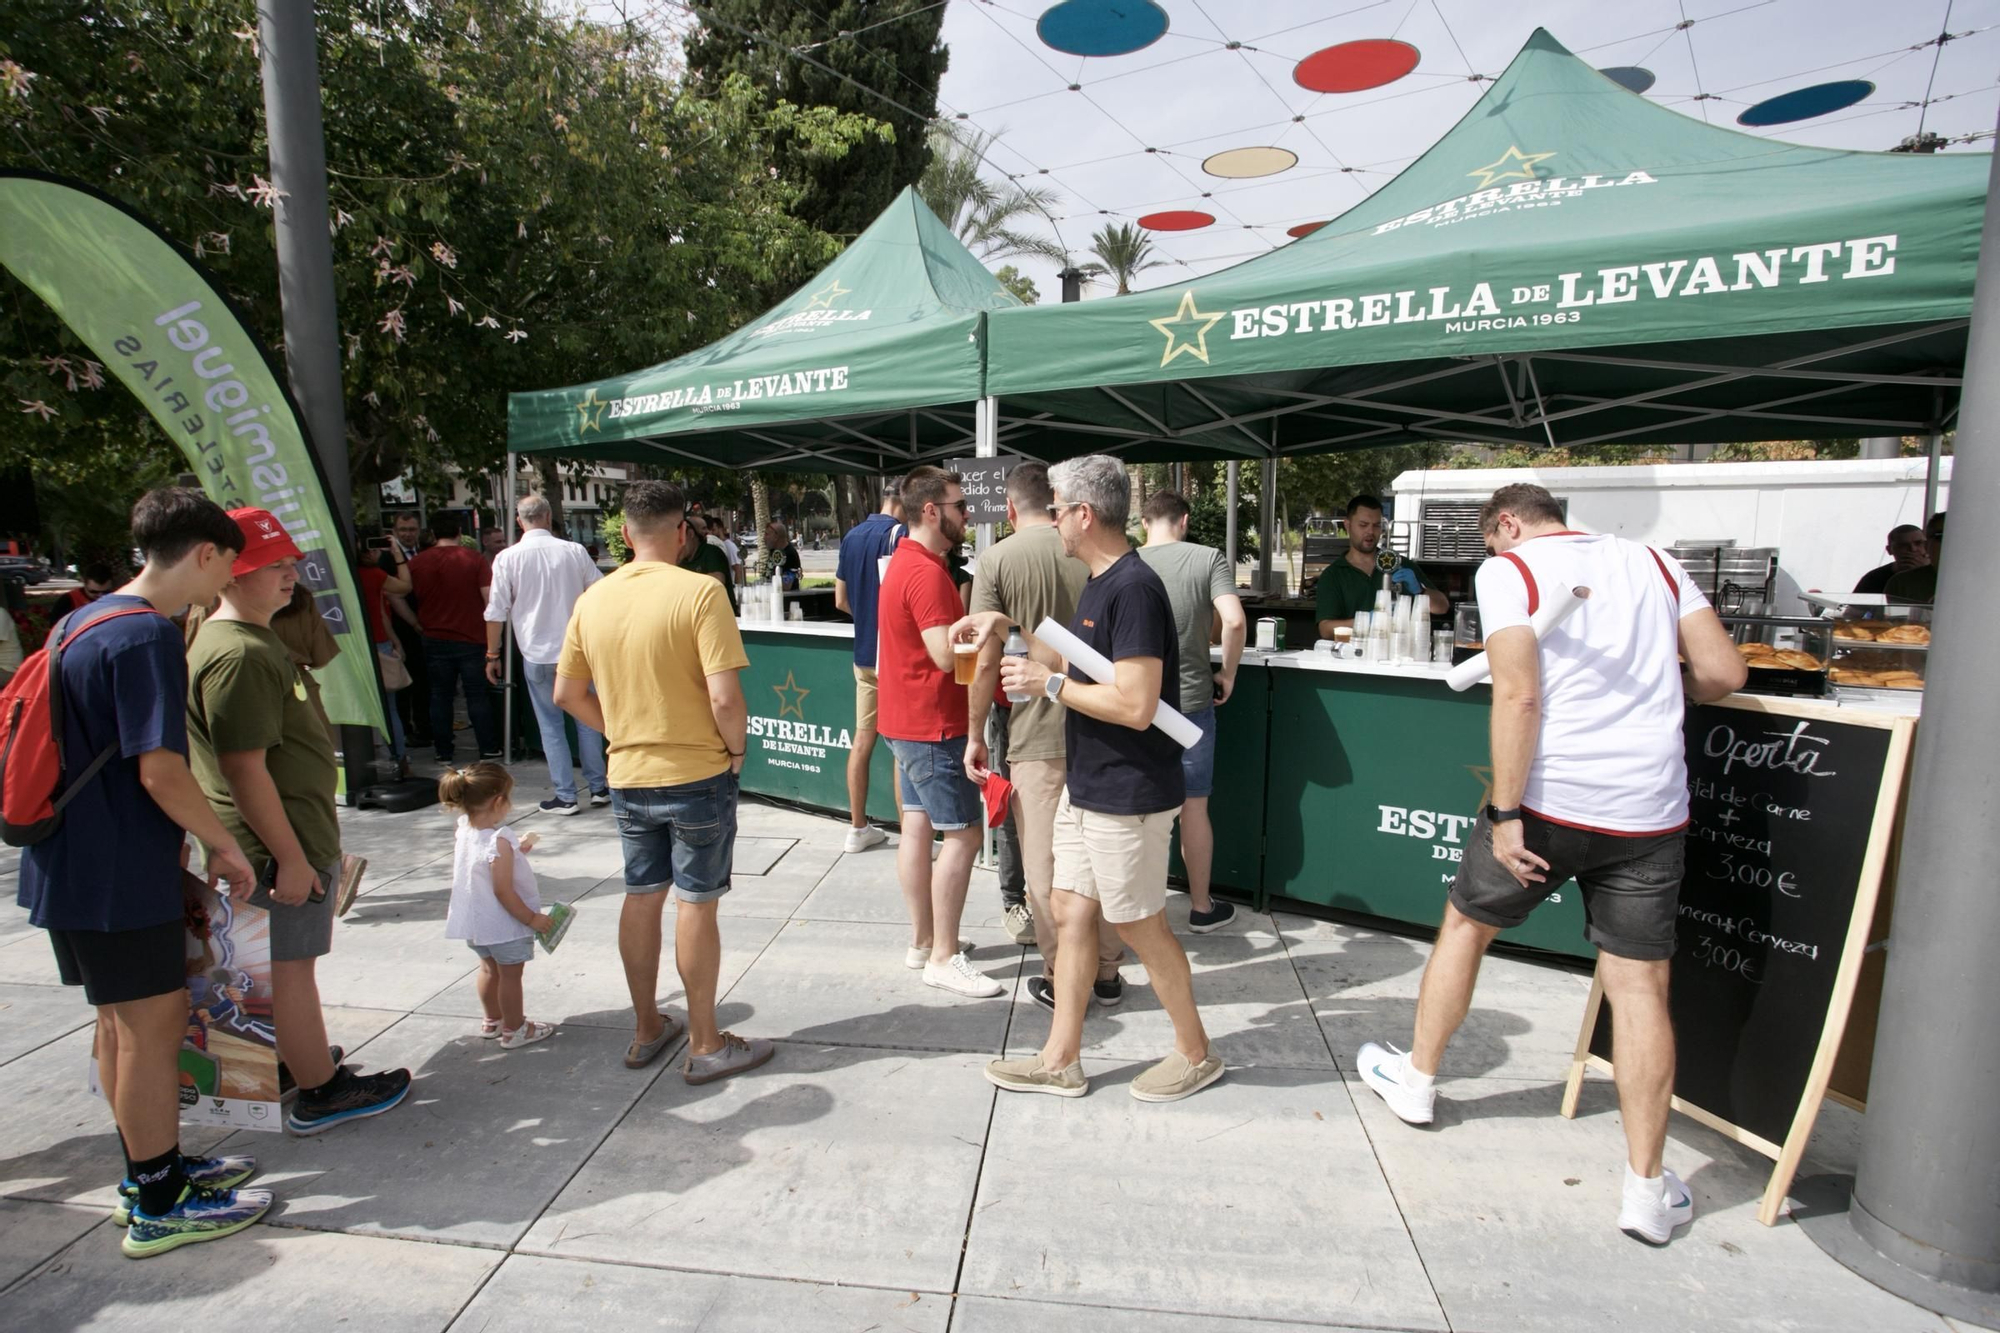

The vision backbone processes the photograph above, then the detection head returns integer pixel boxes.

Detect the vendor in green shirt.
[1883,511,1944,604]
[677,514,738,613]
[1314,493,1449,639]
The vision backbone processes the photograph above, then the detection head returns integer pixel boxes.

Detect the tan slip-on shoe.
[985,1055,1087,1098]
[1130,1051,1225,1103]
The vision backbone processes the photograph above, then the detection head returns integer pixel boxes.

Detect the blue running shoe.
[114,1153,258,1227]
[121,1183,273,1259]
[285,1066,411,1136]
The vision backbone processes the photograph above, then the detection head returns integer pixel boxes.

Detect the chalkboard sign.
[1563,695,1913,1226]
[947,454,1023,525]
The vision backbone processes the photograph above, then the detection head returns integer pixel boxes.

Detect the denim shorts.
[469,936,535,965]
[1448,811,1685,960]
[612,771,739,903]
[886,735,981,831]
[1180,708,1218,800]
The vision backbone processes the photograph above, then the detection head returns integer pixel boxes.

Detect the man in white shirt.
[484,493,607,815]
[1357,483,1746,1248]
[704,514,743,585]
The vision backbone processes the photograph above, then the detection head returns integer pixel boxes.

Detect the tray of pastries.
[1833,620,1931,648]
[1830,666,1925,690]
[1737,642,1826,670]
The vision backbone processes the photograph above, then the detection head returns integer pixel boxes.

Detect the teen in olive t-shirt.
[186,619,342,871]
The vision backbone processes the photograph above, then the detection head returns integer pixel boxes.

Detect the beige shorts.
[853,665,878,734]
[1051,787,1182,925]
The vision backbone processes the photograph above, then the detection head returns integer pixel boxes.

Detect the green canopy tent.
[505,185,1020,477]
[984,28,1985,465]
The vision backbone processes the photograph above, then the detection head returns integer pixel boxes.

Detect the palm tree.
[919,123,1069,266]
[1079,222,1171,296]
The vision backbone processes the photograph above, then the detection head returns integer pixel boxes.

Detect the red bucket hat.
[226,507,304,577]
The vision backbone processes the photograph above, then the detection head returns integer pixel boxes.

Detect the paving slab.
[738,919,1020,1053]
[0,897,40,949]
[953,1294,1384,1332]
[962,1067,1446,1329]
[717,839,842,920]
[796,849,1009,930]
[0,1026,229,1207]
[2,1217,500,1331]
[520,1044,993,1292]
[0,930,64,986]
[419,905,783,1032]
[0,980,93,1067]
[733,836,797,877]
[1004,910,1334,1071]
[1284,914,1590,1080]
[313,883,483,1013]
[0,1198,106,1293]
[218,1014,660,1248]
[1349,1070,1949,1333]
[450,1253,950,1332]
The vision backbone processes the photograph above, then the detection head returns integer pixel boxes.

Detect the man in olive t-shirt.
[186,507,412,1136]
[1314,493,1447,638]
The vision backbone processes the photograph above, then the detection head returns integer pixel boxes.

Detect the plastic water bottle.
[1003,626,1032,703]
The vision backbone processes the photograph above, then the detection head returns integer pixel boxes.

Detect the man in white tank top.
[1357,483,1747,1247]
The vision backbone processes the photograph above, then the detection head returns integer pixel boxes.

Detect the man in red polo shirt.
[877,465,1005,1000]
[408,514,499,764]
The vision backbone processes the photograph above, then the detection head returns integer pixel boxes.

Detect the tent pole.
[1802,111,2000,1319]
[975,396,997,550]
[1257,454,1277,595]
[1924,430,1944,521]
[1225,460,1240,574]
[502,452,516,766]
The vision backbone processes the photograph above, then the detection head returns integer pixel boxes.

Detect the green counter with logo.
[1254,656,1591,959]
[739,624,901,824]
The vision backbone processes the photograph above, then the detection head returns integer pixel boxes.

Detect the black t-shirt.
[1063,551,1185,816]
[1853,562,1898,595]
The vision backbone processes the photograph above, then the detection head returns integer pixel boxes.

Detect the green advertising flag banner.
[0,172,384,731]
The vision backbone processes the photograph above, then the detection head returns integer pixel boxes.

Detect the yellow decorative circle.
[1201,146,1299,179]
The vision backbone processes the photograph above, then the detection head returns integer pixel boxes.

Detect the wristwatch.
[1044,673,1067,702]
[1484,804,1522,824]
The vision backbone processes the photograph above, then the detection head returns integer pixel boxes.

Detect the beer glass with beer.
[953,640,979,685]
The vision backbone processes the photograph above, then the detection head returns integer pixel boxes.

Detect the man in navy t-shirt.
[832,480,905,853]
[963,454,1224,1105]
[15,487,274,1256]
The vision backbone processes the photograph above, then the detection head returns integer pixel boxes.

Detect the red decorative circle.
[1286,221,1327,239]
[1137,210,1214,232]
[1294,39,1420,94]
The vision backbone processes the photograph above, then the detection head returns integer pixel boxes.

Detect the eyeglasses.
[935,498,968,514]
[1047,502,1083,520]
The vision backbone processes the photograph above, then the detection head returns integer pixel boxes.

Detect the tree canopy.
[0,0,882,514]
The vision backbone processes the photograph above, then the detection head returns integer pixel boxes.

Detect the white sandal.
[499,1020,555,1050]
[480,1019,502,1039]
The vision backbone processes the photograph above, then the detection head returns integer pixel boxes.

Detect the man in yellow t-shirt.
[554,481,773,1086]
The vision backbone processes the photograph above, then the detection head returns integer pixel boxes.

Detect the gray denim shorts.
[248,862,338,962]
[469,936,536,965]
[1448,812,1684,961]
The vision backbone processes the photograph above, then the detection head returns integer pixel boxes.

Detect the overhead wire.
[1917,0,1955,135]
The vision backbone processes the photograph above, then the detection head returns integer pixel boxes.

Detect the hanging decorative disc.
[1737,79,1874,127]
[1201,146,1299,179]
[1137,210,1215,231]
[1036,0,1170,58]
[1294,39,1421,94]
[1598,66,1656,94]
[1286,221,1328,239]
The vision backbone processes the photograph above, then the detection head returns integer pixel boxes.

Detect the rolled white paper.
[1445,585,1591,692]
[1033,617,1203,750]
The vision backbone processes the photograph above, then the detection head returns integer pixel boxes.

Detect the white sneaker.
[923,953,1006,998]
[843,825,887,853]
[904,941,972,970]
[1356,1041,1436,1125]
[1618,1166,1694,1245]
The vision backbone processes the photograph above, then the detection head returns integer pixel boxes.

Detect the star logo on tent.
[576,387,607,434]
[805,279,851,310]
[1467,145,1556,189]
[1149,290,1225,368]
[771,670,811,721]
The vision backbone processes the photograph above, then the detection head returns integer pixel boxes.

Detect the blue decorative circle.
[1599,66,1656,95]
[1037,0,1170,59]
[1737,79,1874,127]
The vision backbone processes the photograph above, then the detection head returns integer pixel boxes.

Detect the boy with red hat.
[184,507,412,1136]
